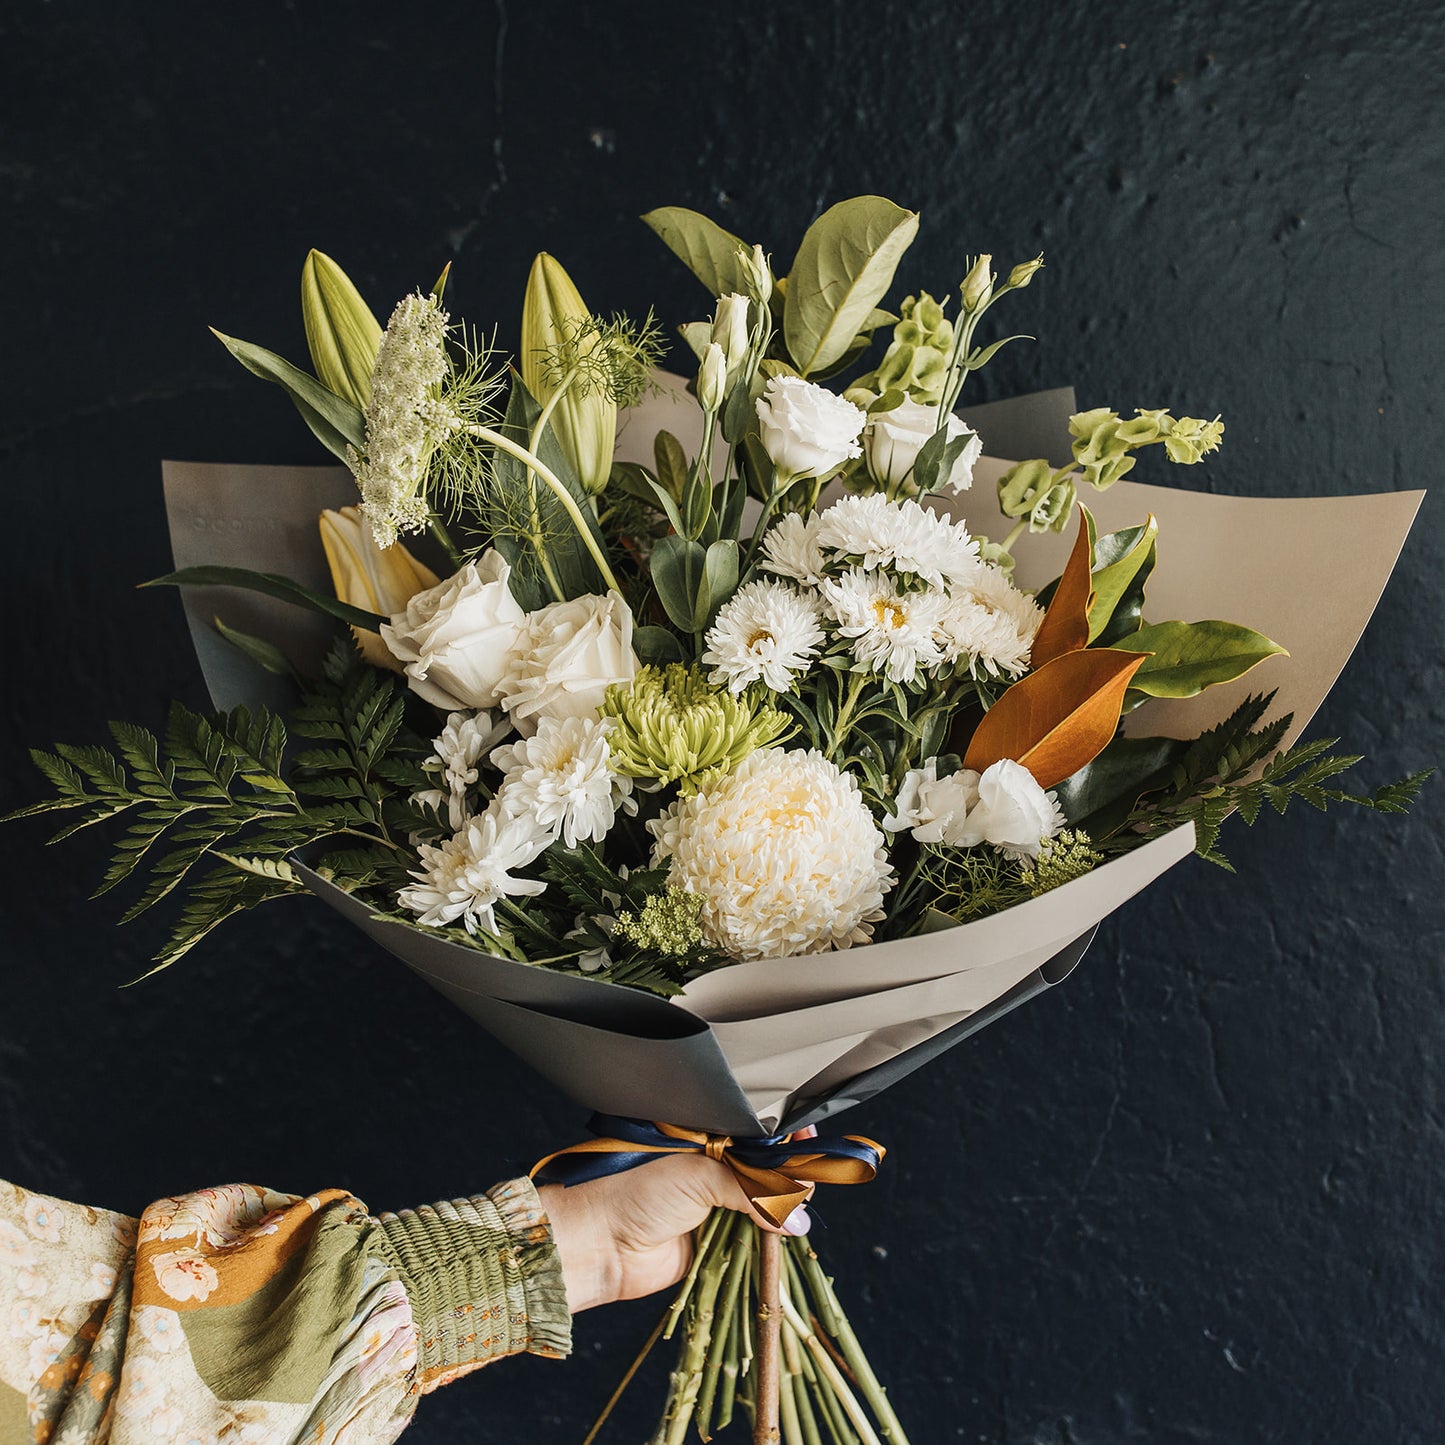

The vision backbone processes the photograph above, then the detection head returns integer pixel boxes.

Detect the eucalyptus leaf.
[143,566,385,631]
[650,535,707,632]
[700,538,740,628]
[641,207,754,298]
[1114,619,1288,697]
[783,196,920,377]
[654,430,689,502]
[634,625,687,666]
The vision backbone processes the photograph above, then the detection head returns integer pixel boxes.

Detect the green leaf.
[1115,619,1288,698]
[1052,733,1189,836]
[783,196,919,377]
[654,430,689,503]
[212,617,296,677]
[965,333,1033,370]
[650,535,707,632]
[431,261,452,302]
[142,566,386,632]
[1087,518,1158,643]
[641,207,754,298]
[634,625,687,666]
[209,329,365,462]
[300,250,382,409]
[700,538,740,629]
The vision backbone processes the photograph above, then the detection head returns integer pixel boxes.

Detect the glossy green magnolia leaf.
[783,196,920,377]
[1087,516,1158,642]
[210,329,365,462]
[300,250,382,410]
[1115,618,1288,698]
[144,566,385,632]
[642,207,755,298]
[1051,733,1189,835]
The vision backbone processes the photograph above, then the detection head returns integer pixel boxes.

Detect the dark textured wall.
[3,3,1442,1440]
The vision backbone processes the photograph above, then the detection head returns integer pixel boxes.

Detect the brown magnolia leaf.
[1030,507,1096,667]
[963,646,1148,789]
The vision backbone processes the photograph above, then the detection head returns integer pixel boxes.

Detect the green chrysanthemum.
[612,888,706,958]
[601,663,790,794]
[1023,828,1105,897]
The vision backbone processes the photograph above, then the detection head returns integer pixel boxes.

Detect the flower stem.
[755,1227,784,1444]
[427,513,463,567]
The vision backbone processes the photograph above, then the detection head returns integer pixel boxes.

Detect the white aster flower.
[936,562,1045,679]
[759,511,829,587]
[648,746,894,961]
[349,292,459,549]
[883,758,982,845]
[702,580,825,694]
[820,568,949,683]
[420,710,511,831]
[814,493,980,591]
[953,759,1067,860]
[397,803,551,936]
[491,714,634,848]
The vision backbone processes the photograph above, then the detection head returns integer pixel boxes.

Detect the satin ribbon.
[531,1113,885,1229]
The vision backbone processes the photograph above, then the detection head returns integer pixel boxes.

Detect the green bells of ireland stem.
[301,250,383,409]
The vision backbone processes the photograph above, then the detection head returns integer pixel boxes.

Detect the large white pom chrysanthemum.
[936,562,1045,678]
[702,580,825,693]
[812,493,979,590]
[820,568,949,683]
[491,715,633,848]
[648,747,894,960]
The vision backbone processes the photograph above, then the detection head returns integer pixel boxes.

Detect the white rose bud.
[954,759,1066,859]
[711,292,752,388]
[866,397,984,495]
[380,551,527,711]
[884,758,981,846]
[499,591,640,735]
[697,341,728,414]
[754,375,866,484]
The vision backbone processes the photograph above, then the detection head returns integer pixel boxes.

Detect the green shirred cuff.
[375,1177,571,1392]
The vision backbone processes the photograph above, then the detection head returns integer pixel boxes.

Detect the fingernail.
[782,1205,811,1236]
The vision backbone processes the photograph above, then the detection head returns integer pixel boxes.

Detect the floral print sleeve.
[0,1176,571,1445]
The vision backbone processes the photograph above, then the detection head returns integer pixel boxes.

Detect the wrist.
[539,1181,621,1313]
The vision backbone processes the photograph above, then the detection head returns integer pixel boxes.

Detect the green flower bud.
[301,250,383,409]
[612,888,706,958]
[960,254,994,313]
[742,243,773,305]
[1006,254,1045,289]
[697,341,728,414]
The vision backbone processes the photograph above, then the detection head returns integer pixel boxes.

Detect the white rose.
[954,758,1066,859]
[884,758,981,845]
[755,375,866,482]
[499,592,640,734]
[380,551,527,711]
[866,397,983,494]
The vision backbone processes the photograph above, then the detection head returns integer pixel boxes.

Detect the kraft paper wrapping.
[161,388,1420,1133]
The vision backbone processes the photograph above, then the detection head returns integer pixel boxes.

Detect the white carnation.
[820,568,949,683]
[759,511,829,587]
[702,580,824,693]
[755,376,866,482]
[649,747,894,960]
[813,494,979,591]
[936,563,1045,679]
[491,714,633,848]
[953,759,1067,860]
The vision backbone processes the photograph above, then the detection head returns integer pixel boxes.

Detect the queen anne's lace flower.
[649,747,894,960]
[491,715,633,848]
[350,293,459,548]
[936,562,1044,678]
[813,494,979,590]
[398,803,550,936]
[703,580,825,693]
[820,568,949,683]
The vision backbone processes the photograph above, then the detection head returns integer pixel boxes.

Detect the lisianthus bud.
[710,292,752,387]
[1006,255,1045,289]
[742,243,773,305]
[754,375,866,483]
[960,254,994,312]
[319,505,439,670]
[697,342,728,414]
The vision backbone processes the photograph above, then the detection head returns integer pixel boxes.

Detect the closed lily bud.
[711,292,752,387]
[697,342,729,414]
[301,250,383,409]
[1007,254,1045,289]
[960,254,994,313]
[521,252,616,495]
[319,506,439,670]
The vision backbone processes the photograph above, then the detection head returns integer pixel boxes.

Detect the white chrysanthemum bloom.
[936,562,1045,678]
[883,758,981,845]
[649,747,894,960]
[820,568,949,683]
[491,714,634,848]
[813,494,979,590]
[350,293,459,549]
[418,710,511,831]
[397,803,551,936]
[702,580,825,694]
[952,759,1067,860]
[759,511,829,587]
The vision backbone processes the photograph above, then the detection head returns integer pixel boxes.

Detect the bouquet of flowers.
[7,196,1426,1442]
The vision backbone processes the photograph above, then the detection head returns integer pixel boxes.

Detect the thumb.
[670,1155,812,1237]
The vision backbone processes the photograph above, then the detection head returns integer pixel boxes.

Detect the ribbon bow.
[531,1113,885,1229]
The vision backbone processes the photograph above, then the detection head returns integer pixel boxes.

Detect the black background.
[3,3,1443,1441]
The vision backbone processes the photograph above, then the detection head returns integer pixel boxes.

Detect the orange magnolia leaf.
[963,646,1148,789]
[1029,507,1096,667]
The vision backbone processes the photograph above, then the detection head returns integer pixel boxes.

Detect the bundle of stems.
[589,1208,912,1444]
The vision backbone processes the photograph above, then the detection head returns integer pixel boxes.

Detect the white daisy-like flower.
[702,580,825,694]
[759,511,829,587]
[820,568,950,683]
[813,494,979,590]
[936,562,1045,678]
[491,714,634,848]
[419,710,511,830]
[349,292,459,549]
[397,803,551,937]
[648,746,894,960]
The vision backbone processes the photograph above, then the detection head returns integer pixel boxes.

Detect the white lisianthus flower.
[759,511,829,587]
[649,747,894,960]
[953,759,1067,859]
[936,563,1045,679]
[755,376,866,482]
[813,494,979,591]
[417,710,511,831]
[381,551,527,711]
[499,592,640,735]
[820,568,949,683]
[397,802,551,936]
[491,714,634,848]
[866,397,983,495]
[702,580,825,694]
[711,292,752,387]
[883,758,982,845]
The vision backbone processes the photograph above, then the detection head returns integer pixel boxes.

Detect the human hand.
[539,1140,814,1313]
